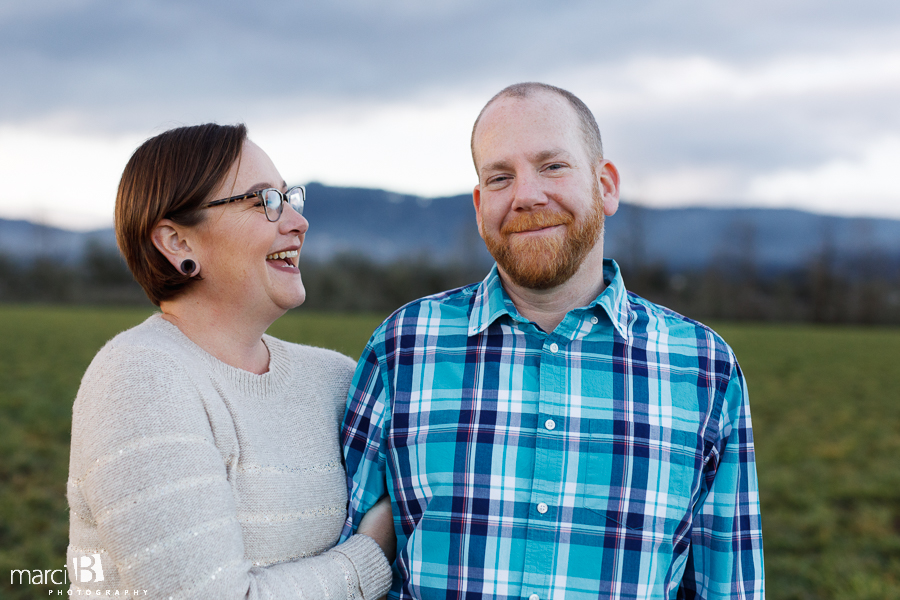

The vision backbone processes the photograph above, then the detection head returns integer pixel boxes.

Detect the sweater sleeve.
[67,345,391,599]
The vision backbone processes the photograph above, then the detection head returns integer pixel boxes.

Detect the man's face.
[472,92,619,290]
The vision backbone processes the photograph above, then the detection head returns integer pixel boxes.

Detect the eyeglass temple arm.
[202,191,258,209]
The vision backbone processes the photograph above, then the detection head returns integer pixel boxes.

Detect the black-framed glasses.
[202,185,305,222]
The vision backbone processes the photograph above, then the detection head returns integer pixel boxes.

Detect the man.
[342,82,764,599]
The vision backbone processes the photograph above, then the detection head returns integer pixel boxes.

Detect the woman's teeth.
[266,250,299,261]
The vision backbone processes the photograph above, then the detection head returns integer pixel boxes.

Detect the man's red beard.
[482,180,605,290]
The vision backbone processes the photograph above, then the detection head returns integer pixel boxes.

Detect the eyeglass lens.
[286,187,305,215]
[261,187,305,221]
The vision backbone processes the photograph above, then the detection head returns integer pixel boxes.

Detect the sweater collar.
[149,314,295,396]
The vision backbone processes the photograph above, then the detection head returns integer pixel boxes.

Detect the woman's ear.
[151,219,200,276]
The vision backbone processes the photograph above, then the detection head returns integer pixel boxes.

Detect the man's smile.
[501,211,572,236]
[510,223,565,235]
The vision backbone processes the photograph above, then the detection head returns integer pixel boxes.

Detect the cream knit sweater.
[66,314,392,599]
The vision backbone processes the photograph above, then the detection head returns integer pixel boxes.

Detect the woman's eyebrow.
[244,182,278,194]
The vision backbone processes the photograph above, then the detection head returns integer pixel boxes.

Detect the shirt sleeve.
[679,357,765,599]
[67,345,391,600]
[340,335,392,541]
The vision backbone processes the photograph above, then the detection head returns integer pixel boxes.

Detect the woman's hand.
[357,495,396,563]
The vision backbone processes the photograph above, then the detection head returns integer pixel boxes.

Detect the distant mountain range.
[3,182,899,273]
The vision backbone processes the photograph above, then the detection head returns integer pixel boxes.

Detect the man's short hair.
[470,82,604,169]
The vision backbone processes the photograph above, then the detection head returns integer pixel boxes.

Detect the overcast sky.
[2,0,899,230]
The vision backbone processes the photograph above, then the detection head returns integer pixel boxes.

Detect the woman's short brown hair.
[115,123,248,306]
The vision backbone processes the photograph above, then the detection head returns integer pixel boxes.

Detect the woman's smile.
[265,247,301,271]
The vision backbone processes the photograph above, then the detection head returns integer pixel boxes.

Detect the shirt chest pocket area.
[580,419,698,531]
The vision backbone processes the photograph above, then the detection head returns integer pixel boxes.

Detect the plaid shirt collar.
[468,258,630,340]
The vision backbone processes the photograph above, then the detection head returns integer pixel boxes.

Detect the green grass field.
[1,305,898,599]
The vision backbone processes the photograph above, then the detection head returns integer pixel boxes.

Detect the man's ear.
[472,185,485,239]
[597,159,620,217]
[151,219,199,275]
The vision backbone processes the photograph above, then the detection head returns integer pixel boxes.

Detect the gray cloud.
[4,0,899,129]
[3,0,900,213]
[605,84,900,172]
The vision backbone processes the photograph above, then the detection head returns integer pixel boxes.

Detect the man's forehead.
[481,91,574,127]
[474,92,583,164]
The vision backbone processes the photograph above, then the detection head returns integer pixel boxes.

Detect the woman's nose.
[280,203,309,234]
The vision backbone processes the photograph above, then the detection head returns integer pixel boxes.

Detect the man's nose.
[510,171,549,211]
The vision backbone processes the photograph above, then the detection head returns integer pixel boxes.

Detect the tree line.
[1,243,899,324]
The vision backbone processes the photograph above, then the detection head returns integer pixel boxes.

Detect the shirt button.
[537,502,548,514]
[549,343,559,353]
[545,419,556,430]
[529,595,540,600]
[590,316,599,325]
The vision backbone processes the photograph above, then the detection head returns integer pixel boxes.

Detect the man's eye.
[487,175,510,185]
[545,163,565,171]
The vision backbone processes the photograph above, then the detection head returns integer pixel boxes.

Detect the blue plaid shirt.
[341,260,763,600]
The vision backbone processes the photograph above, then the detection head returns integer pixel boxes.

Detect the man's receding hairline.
[471,82,604,170]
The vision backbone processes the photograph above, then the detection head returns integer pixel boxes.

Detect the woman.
[66,124,394,598]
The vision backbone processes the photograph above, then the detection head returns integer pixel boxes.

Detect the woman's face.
[189,140,308,320]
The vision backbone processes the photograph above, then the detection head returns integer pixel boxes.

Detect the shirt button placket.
[527,338,560,599]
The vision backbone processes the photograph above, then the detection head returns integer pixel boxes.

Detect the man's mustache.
[500,210,574,235]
